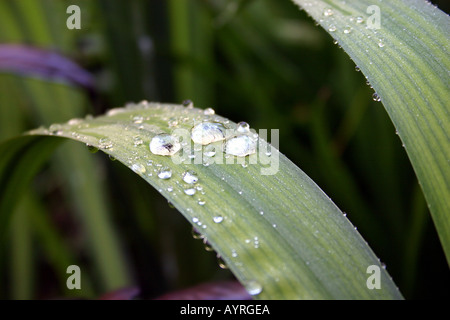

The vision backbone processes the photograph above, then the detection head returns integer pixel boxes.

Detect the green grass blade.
[291,0,450,264]
[0,101,403,299]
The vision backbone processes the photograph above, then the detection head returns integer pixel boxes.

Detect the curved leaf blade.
[291,0,450,264]
[2,101,402,299]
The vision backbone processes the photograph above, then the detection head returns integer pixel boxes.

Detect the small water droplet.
[150,133,181,156]
[213,215,224,223]
[217,255,228,269]
[191,122,226,145]
[168,117,178,127]
[203,108,215,115]
[132,115,144,124]
[191,227,204,239]
[182,170,198,184]
[378,40,385,48]
[133,136,144,146]
[323,8,334,17]
[356,16,364,24]
[157,167,172,179]
[225,135,257,157]
[203,238,214,251]
[198,199,206,206]
[343,26,352,34]
[131,163,146,174]
[244,280,263,296]
[167,186,174,192]
[203,149,216,157]
[328,25,337,32]
[372,92,381,101]
[355,66,360,72]
[184,188,196,196]
[182,99,194,108]
[99,137,113,149]
[86,144,99,153]
[236,121,250,133]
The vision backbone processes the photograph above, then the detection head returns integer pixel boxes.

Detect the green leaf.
[1,101,403,299]
[291,0,450,264]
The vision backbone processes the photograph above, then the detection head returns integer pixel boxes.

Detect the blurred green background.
[0,0,448,299]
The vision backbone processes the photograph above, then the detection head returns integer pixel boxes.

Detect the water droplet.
[149,133,181,156]
[236,121,250,133]
[378,40,385,48]
[323,8,334,17]
[372,92,381,102]
[244,280,263,296]
[328,25,337,32]
[132,115,144,124]
[203,149,216,157]
[203,108,215,115]
[133,136,144,146]
[343,26,352,34]
[198,199,206,206]
[213,215,224,223]
[99,137,113,149]
[109,155,116,161]
[356,16,364,24]
[131,163,146,174]
[86,144,99,153]
[182,99,194,108]
[167,186,174,192]
[355,66,360,72]
[217,255,228,269]
[184,188,196,196]
[191,122,226,145]
[225,135,257,157]
[157,167,172,179]
[182,170,198,184]
[203,238,214,251]
[192,227,204,239]
[167,117,178,127]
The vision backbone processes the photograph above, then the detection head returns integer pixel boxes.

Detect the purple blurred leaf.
[155,281,251,300]
[0,44,95,90]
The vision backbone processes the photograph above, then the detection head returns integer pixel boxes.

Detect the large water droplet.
[244,280,263,296]
[150,133,181,156]
[182,170,198,184]
[157,167,172,179]
[191,122,226,145]
[225,135,257,157]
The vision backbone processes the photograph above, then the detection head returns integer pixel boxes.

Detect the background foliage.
[0,0,448,299]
